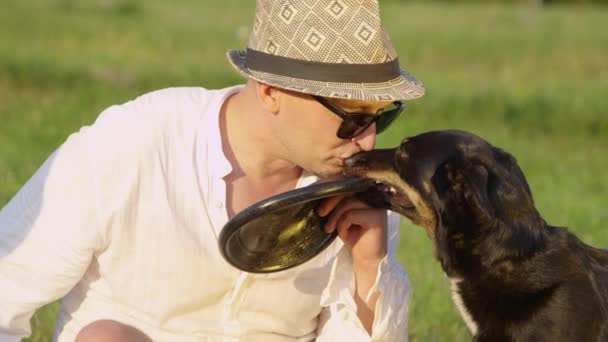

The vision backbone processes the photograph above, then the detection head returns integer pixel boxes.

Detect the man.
[0,0,424,341]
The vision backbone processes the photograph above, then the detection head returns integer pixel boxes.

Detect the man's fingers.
[334,209,377,246]
[335,209,388,259]
[316,194,347,217]
[323,199,369,233]
[335,209,380,235]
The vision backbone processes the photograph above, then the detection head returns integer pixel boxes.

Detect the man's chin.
[312,165,344,179]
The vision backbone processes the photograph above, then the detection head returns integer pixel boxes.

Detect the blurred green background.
[0,0,606,341]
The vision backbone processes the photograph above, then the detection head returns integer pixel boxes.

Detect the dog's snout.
[344,152,367,169]
[344,148,399,177]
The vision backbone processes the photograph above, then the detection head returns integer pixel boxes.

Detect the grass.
[0,0,606,341]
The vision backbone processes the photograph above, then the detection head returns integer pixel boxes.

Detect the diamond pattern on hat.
[266,40,279,54]
[325,0,346,19]
[249,0,393,64]
[279,3,298,24]
[321,0,358,37]
[341,6,385,63]
[263,2,308,49]
[293,11,334,60]
[304,27,326,52]
[228,0,426,101]
[354,21,376,46]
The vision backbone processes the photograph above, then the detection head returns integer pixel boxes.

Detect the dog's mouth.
[358,179,417,217]
[344,149,424,220]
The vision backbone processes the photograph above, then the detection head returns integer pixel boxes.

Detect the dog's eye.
[397,143,409,160]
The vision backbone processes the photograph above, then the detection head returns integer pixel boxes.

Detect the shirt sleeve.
[315,211,411,342]
[0,127,104,340]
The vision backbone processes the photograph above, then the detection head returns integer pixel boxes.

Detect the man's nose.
[352,123,376,151]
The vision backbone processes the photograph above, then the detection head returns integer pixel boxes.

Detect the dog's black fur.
[345,130,608,341]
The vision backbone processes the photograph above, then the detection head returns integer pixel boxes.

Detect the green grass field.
[1,0,606,341]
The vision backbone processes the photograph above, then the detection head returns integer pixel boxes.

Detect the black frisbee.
[218,177,374,273]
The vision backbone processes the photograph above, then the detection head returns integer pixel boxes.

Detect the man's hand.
[317,194,388,267]
[316,194,388,334]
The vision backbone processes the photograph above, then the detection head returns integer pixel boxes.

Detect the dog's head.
[345,130,545,262]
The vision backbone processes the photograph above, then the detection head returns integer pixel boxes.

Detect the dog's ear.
[480,148,539,223]
[491,147,534,202]
[461,162,495,226]
[431,150,532,231]
[477,147,547,258]
[432,145,546,270]
[430,160,494,274]
[431,160,494,230]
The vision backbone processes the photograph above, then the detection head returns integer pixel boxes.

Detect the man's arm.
[316,210,411,341]
[0,129,103,340]
[353,255,383,333]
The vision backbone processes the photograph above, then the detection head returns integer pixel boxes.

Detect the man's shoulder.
[91,87,213,134]
[131,86,213,108]
[85,85,243,157]
[96,85,240,126]
[117,86,214,119]
[83,88,204,154]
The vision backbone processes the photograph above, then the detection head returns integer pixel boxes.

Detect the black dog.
[344,129,608,341]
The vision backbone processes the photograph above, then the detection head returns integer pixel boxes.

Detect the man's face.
[273,90,395,178]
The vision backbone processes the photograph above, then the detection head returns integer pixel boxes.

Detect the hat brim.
[227,49,425,101]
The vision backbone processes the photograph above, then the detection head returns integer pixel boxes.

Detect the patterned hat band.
[244,48,402,83]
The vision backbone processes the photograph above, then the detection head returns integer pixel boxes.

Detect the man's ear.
[254,81,281,114]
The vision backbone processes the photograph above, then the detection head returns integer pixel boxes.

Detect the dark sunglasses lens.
[375,104,403,134]
[337,115,375,139]
[374,110,399,133]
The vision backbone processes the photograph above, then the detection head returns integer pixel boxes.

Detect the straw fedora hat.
[227,0,425,101]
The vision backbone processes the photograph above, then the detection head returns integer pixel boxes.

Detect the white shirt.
[0,86,411,341]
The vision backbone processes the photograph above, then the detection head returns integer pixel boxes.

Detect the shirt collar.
[205,85,244,180]
[203,85,321,188]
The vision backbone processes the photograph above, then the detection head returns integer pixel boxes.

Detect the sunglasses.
[312,95,405,139]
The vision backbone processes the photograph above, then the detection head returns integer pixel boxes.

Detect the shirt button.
[214,200,224,208]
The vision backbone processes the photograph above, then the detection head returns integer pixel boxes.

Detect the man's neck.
[219,86,302,217]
